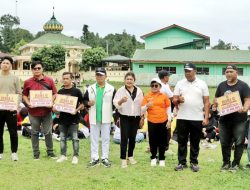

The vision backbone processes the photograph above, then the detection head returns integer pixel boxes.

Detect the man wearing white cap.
[173,63,210,172]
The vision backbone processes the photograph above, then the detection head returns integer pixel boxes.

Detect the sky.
[1,0,250,49]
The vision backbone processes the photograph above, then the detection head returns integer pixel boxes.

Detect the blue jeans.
[219,121,247,166]
[59,124,79,157]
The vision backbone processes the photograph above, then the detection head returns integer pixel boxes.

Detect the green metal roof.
[102,55,130,63]
[43,13,63,33]
[24,33,90,48]
[132,49,250,64]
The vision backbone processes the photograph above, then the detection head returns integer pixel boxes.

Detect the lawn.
[0,132,250,190]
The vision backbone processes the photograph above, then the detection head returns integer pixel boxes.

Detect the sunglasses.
[150,84,159,88]
[33,67,42,70]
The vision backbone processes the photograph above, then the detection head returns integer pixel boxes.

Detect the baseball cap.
[158,70,171,79]
[150,78,162,86]
[184,63,196,70]
[95,67,106,75]
[225,64,237,71]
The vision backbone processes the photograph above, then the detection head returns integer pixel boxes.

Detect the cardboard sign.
[0,94,19,110]
[54,94,78,114]
[217,91,242,116]
[30,90,53,107]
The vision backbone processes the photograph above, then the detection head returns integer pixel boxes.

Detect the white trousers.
[90,123,111,160]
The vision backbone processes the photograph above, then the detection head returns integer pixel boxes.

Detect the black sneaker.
[246,163,250,169]
[34,155,40,160]
[101,158,111,168]
[48,153,57,160]
[229,164,239,173]
[174,164,187,171]
[87,159,100,168]
[190,163,199,172]
[220,162,231,172]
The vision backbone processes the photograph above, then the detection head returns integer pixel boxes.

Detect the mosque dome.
[43,12,63,33]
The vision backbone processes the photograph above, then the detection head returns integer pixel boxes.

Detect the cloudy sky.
[1,0,250,49]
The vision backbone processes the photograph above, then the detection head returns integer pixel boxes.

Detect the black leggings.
[0,111,18,153]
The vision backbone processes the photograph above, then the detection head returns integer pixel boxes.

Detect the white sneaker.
[72,156,78,165]
[128,157,137,165]
[151,158,157,166]
[0,153,3,160]
[121,159,128,168]
[56,155,67,163]
[11,153,18,161]
[159,160,165,167]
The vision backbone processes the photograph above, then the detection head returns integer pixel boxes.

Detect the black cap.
[158,70,171,79]
[225,64,237,71]
[95,67,106,75]
[2,56,14,64]
[184,63,196,70]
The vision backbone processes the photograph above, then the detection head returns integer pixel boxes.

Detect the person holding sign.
[84,67,116,168]
[22,60,57,160]
[173,63,210,172]
[214,64,250,172]
[0,56,22,161]
[53,72,84,165]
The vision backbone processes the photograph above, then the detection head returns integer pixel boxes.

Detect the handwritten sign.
[30,90,53,107]
[54,94,78,114]
[217,91,242,116]
[0,94,19,110]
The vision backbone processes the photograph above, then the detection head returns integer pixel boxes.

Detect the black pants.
[176,119,202,165]
[119,115,141,159]
[0,110,18,153]
[148,120,168,160]
[219,121,246,166]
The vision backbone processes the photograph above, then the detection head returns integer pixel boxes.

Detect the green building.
[132,24,250,86]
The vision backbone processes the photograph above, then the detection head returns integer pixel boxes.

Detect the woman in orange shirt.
[141,78,171,167]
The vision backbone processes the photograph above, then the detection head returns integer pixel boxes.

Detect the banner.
[30,90,53,107]
[54,94,78,114]
[217,91,242,116]
[0,94,19,110]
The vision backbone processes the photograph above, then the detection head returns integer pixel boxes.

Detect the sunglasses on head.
[33,67,42,70]
[150,84,159,88]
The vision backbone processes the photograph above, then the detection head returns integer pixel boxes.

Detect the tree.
[31,45,66,72]
[212,39,239,50]
[0,14,20,52]
[34,31,46,39]
[80,47,107,71]
[11,39,27,55]
[13,28,34,43]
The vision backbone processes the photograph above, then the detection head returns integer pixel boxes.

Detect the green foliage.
[0,14,20,28]
[212,39,239,50]
[13,28,34,43]
[32,45,66,72]
[11,39,27,55]
[34,31,47,39]
[80,47,107,71]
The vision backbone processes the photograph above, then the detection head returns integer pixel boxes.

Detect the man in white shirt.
[158,70,173,150]
[173,63,210,172]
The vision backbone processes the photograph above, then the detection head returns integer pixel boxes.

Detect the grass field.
[0,132,250,190]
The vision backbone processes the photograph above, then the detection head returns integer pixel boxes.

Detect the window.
[197,67,209,75]
[139,65,144,68]
[222,68,243,76]
[155,66,176,74]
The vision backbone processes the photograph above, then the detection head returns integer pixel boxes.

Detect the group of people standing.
[0,56,250,172]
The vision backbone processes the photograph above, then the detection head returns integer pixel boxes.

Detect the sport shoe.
[128,157,137,165]
[246,163,250,169]
[190,163,199,172]
[0,153,3,160]
[34,155,40,160]
[121,159,128,168]
[72,156,78,165]
[174,164,188,171]
[48,153,57,160]
[229,164,239,173]
[101,158,111,168]
[11,153,18,161]
[87,159,100,168]
[159,160,165,167]
[56,155,67,163]
[151,158,157,167]
[220,162,231,172]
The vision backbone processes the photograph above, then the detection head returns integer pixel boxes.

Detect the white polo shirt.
[174,77,209,121]
[160,82,173,98]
